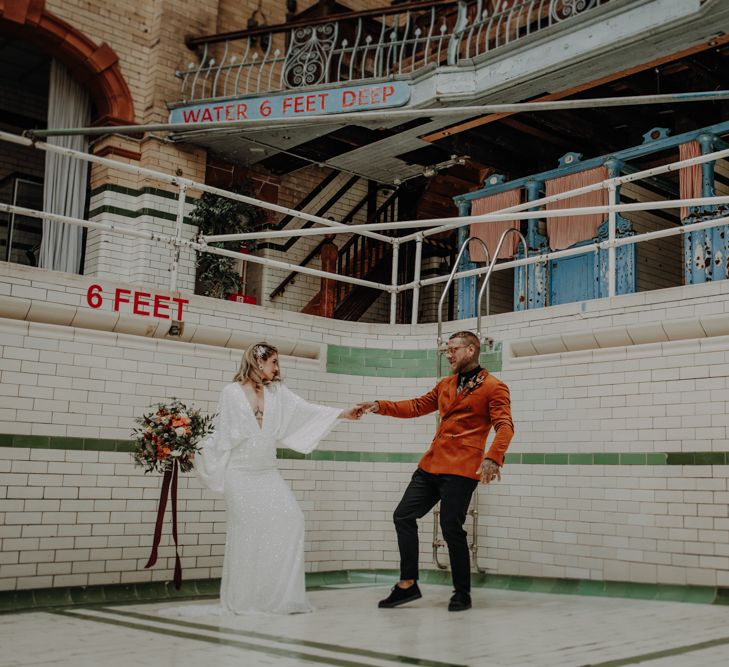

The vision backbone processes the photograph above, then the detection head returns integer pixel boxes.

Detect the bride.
[192,341,361,614]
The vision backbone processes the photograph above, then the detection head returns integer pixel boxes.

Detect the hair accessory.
[252,345,267,359]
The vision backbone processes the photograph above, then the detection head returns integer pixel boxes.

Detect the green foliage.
[131,399,215,474]
[191,182,266,299]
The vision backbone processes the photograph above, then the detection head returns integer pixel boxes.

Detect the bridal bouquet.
[132,399,214,589]
[132,400,214,474]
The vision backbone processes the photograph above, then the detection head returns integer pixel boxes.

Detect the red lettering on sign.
[342,86,394,108]
[171,297,189,321]
[182,108,201,123]
[201,108,213,122]
[133,291,151,316]
[87,284,103,308]
[153,295,171,319]
[89,286,185,321]
[237,103,248,119]
[113,288,131,311]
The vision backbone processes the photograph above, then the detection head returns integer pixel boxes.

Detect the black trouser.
[394,468,478,594]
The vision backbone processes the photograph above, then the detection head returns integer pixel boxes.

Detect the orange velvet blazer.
[377,370,514,480]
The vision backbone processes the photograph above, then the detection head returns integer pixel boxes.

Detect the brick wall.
[3,261,729,592]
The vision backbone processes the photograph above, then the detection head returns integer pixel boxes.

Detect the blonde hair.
[233,342,281,387]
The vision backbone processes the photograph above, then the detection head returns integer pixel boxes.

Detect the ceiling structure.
[170,38,729,196]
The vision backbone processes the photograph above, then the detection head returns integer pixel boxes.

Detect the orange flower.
[171,416,190,427]
[157,446,171,460]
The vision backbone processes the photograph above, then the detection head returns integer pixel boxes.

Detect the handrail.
[337,189,400,256]
[269,238,330,299]
[436,236,490,378]
[269,182,373,299]
[264,173,360,256]
[432,228,527,574]
[187,0,460,47]
[479,228,529,311]
[334,189,401,310]
[177,0,610,101]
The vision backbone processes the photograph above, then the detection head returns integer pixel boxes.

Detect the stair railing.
[335,189,399,308]
[431,228,528,573]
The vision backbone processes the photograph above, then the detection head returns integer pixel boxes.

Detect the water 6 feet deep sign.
[169,82,411,125]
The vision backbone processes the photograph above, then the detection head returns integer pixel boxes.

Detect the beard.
[450,356,476,374]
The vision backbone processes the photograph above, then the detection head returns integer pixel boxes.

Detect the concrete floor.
[3,584,729,666]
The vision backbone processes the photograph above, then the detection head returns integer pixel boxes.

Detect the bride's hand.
[340,406,363,420]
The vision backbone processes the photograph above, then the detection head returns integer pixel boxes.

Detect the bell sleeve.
[195,384,248,494]
[275,383,343,455]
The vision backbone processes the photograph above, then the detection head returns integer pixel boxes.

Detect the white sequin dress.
[193,382,342,615]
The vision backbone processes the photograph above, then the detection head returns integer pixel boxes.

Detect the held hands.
[340,402,379,420]
[340,406,363,420]
[476,458,501,485]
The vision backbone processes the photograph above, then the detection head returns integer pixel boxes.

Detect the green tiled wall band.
[0,434,728,465]
[326,343,503,377]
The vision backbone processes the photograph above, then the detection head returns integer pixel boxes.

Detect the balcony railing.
[176,0,608,102]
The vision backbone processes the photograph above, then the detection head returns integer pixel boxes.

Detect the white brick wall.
[85,188,197,292]
[2,263,729,591]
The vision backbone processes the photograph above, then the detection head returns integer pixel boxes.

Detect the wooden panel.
[620,182,682,292]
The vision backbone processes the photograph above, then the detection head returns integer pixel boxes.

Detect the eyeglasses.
[445,345,467,356]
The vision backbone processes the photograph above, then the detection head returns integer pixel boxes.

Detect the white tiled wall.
[2,262,729,591]
[85,188,197,293]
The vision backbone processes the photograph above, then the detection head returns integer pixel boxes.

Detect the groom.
[358,331,514,611]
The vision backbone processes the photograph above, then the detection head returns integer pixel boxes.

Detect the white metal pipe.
[397,214,729,292]
[0,202,179,244]
[612,214,729,248]
[195,243,394,292]
[5,129,728,248]
[170,185,187,292]
[400,145,729,242]
[607,184,616,299]
[0,201,394,294]
[26,90,729,138]
[203,194,729,240]
[411,235,423,324]
[390,242,400,324]
[0,130,392,244]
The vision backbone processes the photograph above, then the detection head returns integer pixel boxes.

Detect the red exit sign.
[86,284,188,320]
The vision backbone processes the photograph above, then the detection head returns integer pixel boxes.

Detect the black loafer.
[448,591,471,612]
[378,582,422,608]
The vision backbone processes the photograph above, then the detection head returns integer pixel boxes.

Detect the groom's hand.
[356,401,379,414]
[476,458,501,484]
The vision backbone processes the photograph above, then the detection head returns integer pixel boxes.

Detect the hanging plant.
[191,182,266,299]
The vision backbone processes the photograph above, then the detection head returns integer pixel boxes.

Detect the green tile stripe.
[326,343,503,377]
[2,569,726,614]
[0,433,132,452]
[88,183,199,225]
[89,183,198,202]
[505,452,671,465]
[87,204,197,226]
[1,435,728,465]
[277,448,421,463]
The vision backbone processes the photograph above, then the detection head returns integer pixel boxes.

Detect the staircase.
[333,190,400,321]
[285,162,487,322]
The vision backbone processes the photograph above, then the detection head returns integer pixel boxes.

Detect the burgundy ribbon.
[145,459,182,589]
